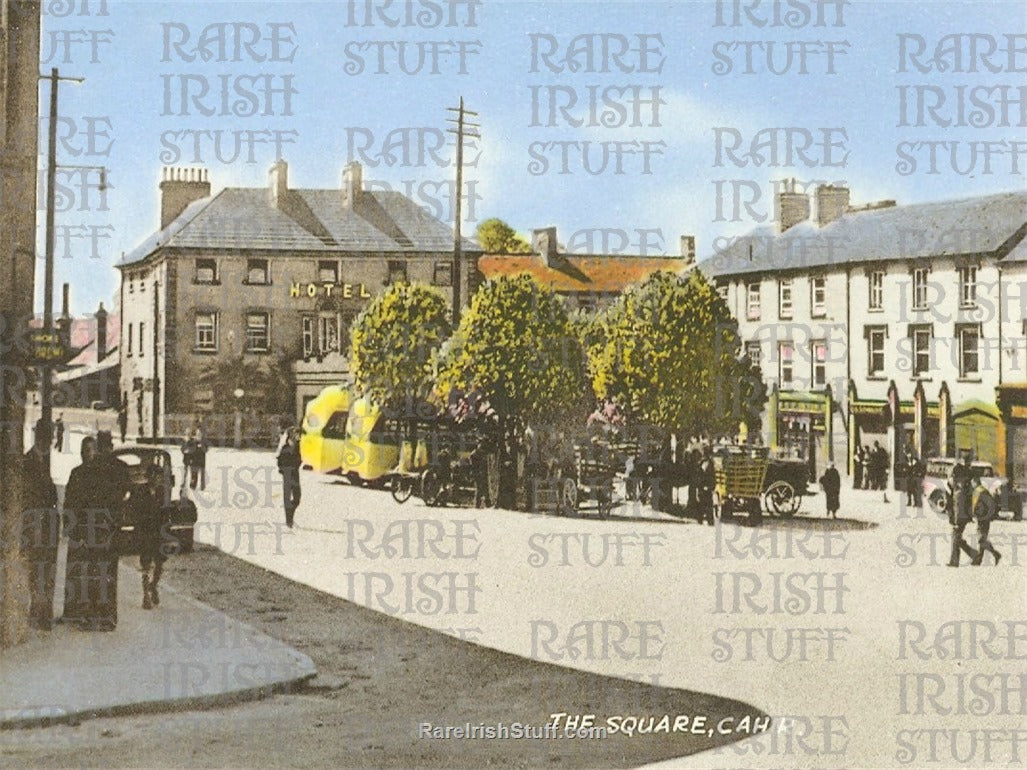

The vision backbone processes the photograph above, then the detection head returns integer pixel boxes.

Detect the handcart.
[713,446,769,525]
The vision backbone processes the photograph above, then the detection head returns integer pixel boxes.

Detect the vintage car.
[922,458,1023,520]
[113,447,198,553]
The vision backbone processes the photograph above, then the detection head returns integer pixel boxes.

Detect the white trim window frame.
[867,327,886,378]
[779,341,794,386]
[778,278,793,320]
[868,270,883,311]
[958,265,978,309]
[957,324,980,378]
[194,311,218,353]
[245,311,271,353]
[746,281,761,321]
[912,267,929,311]
[811,276,827,318]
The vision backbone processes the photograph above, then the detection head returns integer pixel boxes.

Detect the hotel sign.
[290,282,372,299]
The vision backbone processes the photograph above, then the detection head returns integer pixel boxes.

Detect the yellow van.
[300,386,352,474]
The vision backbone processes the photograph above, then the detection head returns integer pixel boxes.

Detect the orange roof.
[478,255,688,294]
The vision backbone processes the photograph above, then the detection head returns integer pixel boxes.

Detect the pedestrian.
[118,402,128,444]
[819,462,841,519]
[276,426,302,528]
[968,476,1002,566]
[697,443,716,525]
[194,422,208,491]
[947,451,978,567]
[181,430,199,492]
[20,420,59,630]
[853,445,865,490]
[53,414,65,453]
[62,431,130,630]
[135,464,173,608]
[908,453,925,509]
[860,445,872,490]
[904,449,918,507]
[872,441,890,502]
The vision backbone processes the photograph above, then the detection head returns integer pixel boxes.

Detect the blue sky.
[38,0,1027,313]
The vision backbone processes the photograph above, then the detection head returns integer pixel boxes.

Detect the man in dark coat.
[697,444,716,526]
[21,420,59,630]
[819,462,841,519]
[947,451,978,567]
[53,414,65,452]
[135,464,173,608]
[276,427,302,528]
[63,431,130,630]
[853,445,865,489]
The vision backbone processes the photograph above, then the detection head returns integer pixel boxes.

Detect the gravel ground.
[0,545,767,769]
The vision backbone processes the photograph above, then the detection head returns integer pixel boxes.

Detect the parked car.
[113,447,198,553]
[922,458,1023,520]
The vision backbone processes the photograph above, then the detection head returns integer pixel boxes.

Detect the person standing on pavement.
[194,421,208,491]
[181,430,199,492]
[697,443,716,526]
[872,441,890,502]
[819,462,841,519]
[62,435,95,625]
[860,445,872,489]
[947,451,978,567]
[53,414,65,453]
[118,399,128,444]
[20,420,59,630]
[969,476,1001,566]
[276,426,302,528]
[62,431,130,630]
[135,464,172,608]
[853,445,865,490]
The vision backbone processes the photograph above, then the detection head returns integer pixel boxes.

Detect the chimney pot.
[343,161,363,208]
[269,159,289,205]
[777,181,811,233]
[816,184,850,227]
[159,166,211,230]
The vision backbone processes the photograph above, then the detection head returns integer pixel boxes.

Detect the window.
[717,284,728,302]
[138,322,145,357]
[958,325,980,378]
[958,266,977,308]
[779,342,794,385]
[387,260,407,285]
[433,261,453,287]
[778,279,793,319]
[811,341,827,387]
[195,259,217,284]
[912,267,929,310]
[746,282,760,321]
[318,313,339,355]
[811,276,826,317]
[911,325,932,377]
[318,260,338,284]
[246,259,270,285]
[245,312,270,352]
[195,312,218,352]
[746,341,761,370]
[127,323,133,356]
[867,327,886,377]
[868,270,883,310]
[128,274,134,293]
[302,316,315,358]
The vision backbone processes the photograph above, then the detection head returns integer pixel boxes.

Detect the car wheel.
[421,468,443,507]
[928,489,947,515]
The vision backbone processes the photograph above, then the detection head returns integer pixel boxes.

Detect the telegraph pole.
[446,97,479,327]
[38,67,83,472]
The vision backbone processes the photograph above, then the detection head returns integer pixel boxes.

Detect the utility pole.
[38,67,83,473]
[446,97,479,327]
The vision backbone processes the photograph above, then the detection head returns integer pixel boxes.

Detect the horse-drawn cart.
[713,446,769,525]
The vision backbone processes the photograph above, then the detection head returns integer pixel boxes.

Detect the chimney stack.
[160,167,211,230]
[816,184,850,227]
[679,235,696,265]
[269,160,289,206]
[532,227,559,266]
[777,178,810,233]
[343,161,363,209]
[95,301,108,361]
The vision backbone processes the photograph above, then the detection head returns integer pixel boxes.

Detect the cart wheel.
[421,468,444,507]
[390,475,414,504]
[560,477,578,515]
[485,451,500,506]
[764,480,799,518]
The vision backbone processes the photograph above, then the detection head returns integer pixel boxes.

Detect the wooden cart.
[713,446,769,525]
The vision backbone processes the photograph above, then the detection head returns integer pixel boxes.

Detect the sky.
[35,0,1027,314]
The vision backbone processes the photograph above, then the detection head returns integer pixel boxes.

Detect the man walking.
[20,420,59,630]
[118,400,128,443]
[819,462,841,519]
[947,451,978,567]
[53,414,65,453]
[277,427,302,528]
[970,477,1002,566]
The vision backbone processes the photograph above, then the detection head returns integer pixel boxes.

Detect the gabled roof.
[699,190,1027,278]
[119,187,479,267]
[478,254,688,293]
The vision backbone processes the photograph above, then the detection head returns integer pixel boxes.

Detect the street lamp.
[233,388,245,449]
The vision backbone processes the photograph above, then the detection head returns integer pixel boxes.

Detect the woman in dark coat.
[819,462,841,519]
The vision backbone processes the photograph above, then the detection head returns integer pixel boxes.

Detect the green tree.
[475,218,532,254]
[589,270,765,439]
[350,283,452,409]
[435,274,589,427]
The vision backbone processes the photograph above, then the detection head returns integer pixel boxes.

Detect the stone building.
[117,160,479,441]
[700,183,1027,485]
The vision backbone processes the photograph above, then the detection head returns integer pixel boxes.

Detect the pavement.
[1,423,317,731]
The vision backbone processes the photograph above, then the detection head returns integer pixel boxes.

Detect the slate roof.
[698,190,1027,278]
[478,255,688,293]
[119,187,479,267]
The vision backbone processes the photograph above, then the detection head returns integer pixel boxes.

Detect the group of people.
[947,451,1002,567]
[20,423,176,633]
[853,442,891,496]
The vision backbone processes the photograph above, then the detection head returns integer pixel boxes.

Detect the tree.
[435,274,589,427]
[588,270,765,439]
[475,218,532,254]
[350,283,452,411]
